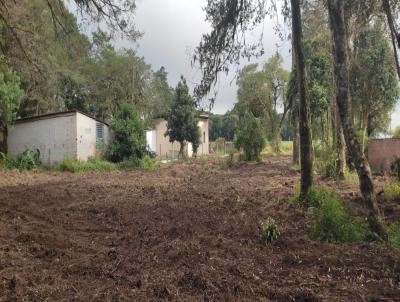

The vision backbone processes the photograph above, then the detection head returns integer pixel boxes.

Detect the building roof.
[14,110,109,126]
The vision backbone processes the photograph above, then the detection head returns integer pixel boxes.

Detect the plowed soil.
[1,155,399,301]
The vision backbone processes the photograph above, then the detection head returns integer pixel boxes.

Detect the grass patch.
[262,141,292,156]
[57,158,118,173]
[345,170,359,184]
[260,217,281,242]
[384,182,400,201]
[388,223,400,247]
[291,185,368,243]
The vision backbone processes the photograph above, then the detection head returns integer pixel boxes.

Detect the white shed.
[8,111,112,164]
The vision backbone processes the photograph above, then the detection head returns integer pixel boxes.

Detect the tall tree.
[327,0,387,239]
[291,0,314,199]
[165,77,199,158]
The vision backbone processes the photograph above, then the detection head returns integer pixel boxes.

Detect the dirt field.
[1,155,399,301]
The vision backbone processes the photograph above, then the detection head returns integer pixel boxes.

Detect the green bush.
[306,187,368,243]
[384,182,400,201]
[106,102,147,163]
[57,158,117,173]
[0,149,41,170]
[260,217,281,242]
[234,112,266,162]
[139,155,159,170]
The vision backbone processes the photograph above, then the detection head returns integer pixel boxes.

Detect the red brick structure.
[367,138,400,172]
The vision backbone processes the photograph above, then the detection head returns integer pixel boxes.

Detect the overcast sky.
[70,0,399,129]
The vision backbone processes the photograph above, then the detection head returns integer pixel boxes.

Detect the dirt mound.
[0,155,399,301]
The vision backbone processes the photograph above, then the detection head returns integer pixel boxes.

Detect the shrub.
[106,102,147,163]
[234,112,266,162]
[391,158,400,181]
[260,217,281,242]
[306,187,367,243]
[139,155,159,170]
[384,182,400,201]
[0,149,41,170]
[58,158,117,173]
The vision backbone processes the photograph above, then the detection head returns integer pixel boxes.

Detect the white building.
[8,111,112,164]
[146,115,209,158]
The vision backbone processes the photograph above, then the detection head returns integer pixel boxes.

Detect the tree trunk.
[291,0,313,199]
[179,141,186,159]
[383,0,400,79]
[327,0,387,239]
[335,101,346,179]
[292,105,300,165]
[0,125,7,154]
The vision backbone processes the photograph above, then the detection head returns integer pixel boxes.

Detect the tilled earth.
[0,155,399,301]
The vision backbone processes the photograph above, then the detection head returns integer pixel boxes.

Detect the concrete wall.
[368,138,400,172]
[76,112,111,161]
[8,113,77,164]
[151,117,209,158]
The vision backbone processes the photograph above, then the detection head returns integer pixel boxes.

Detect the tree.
[165,77,199,158]
[236,54,290,152]
[147,67,174,121]
[291,0,314,200]
[327,0,387,239]
[0,58,24,153]
[234,112,266,162]
[350,20,399,142]
[106,102,146,163]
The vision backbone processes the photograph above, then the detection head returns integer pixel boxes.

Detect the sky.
[69,0,400,129]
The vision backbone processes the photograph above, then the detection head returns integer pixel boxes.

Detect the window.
[96,123,104,149]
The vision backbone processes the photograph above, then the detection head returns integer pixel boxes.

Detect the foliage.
[384,182,400,201]
[106,103,146,163]
[165,77,199,158]
[260,217,281,243]
[390,158,400,181]
[234,112,266,162]
[57,158,117,173]
[209,112,238,141]
[139,155,159,170]
[0,149,41,170]
[0,58,24,151]
[235,54,290,152]
[350,20,399,137]
[305,187,368,243]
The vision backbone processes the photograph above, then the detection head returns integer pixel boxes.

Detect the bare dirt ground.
[0,155,399,301]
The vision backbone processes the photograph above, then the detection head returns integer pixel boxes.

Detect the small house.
[8,110,112,164]
[146,115,209,158]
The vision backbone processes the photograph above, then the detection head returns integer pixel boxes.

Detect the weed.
[0,149,41,170]
[384,182,400,201]
[260,217,281,242]
[57,158,117,173]
[139,155,159,170]
[344,170,359,184]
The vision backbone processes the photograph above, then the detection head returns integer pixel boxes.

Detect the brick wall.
[367,138,400,172]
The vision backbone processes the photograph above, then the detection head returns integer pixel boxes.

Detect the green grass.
[388,223,400,247]
[57,158,118,173]
[262,141,293,156]
[384,182,400,201]
[291,185,368,243]
[0,150,41,171]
